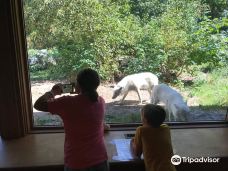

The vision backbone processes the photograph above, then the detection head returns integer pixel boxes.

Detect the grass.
[105,113,141,123]
[189,67,228,107]
[30,69,67,81]
[30,70,50,81]
[33,115,63,126]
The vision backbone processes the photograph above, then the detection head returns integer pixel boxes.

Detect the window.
[23,0,227,127]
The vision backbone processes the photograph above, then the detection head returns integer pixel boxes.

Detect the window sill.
[1,127,228,170]
[30,121,228,133]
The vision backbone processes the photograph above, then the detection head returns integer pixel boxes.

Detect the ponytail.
[76,68,100,102]
[87,90,99,102]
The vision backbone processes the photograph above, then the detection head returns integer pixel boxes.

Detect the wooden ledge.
[0,128,228,171]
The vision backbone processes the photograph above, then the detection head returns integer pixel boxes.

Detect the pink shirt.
[48,94,108,169]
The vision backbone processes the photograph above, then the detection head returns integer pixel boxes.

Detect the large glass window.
[23,0,228,127]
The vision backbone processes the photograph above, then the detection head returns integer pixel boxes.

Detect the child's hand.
[130,137,142,158]
[130,138,135,151]
[130,138,137,157]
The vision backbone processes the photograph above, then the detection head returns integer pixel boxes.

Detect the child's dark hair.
[142,104,166,127]
[76,68,100,102]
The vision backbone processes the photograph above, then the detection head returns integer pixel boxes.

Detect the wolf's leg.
[147,89,152,103]
[169,111,172,121]
[171,106,177,121]
[150,87,158,104]
[120,91,128,103]
[151,96,158,104]
[164,105,171,121]
[179,110,188,122]
[167,102,173,121]
[136,88,143,104]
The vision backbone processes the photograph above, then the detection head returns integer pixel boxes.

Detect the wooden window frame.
[0,0,32,139]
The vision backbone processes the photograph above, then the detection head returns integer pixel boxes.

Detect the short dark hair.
[142,104,166,127]
[76,68,100,102]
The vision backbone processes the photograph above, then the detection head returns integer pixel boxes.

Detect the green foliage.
[190,16,228,67]
[202,0,228,18]
[125,0,206,80]
[25,0,143,80]
[28,48,58,72]
[24,0,228,82]
[191,67,228,106]
[33,114,63,126]
[129,0,166,22]
[30,70,50,81]
[105,113,141,123]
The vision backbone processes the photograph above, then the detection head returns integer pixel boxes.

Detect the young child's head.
[76,68,100,102]
[141,104,166,127]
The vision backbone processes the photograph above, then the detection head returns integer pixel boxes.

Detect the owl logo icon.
[171,155,182,165]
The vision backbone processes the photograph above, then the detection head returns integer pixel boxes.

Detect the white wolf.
[151,84,190,121]
[112,72,159,104]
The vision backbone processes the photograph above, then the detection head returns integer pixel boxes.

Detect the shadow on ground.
[32,101,227,126]
[105,100,227,122]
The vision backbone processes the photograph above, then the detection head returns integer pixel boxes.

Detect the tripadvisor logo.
[171,155,220,165]
[171,155,182,165]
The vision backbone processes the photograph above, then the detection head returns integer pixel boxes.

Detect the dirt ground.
[31,81,227,125]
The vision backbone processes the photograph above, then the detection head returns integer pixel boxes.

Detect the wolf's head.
[112,85,123,99]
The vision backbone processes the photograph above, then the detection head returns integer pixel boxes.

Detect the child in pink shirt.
[34,68,109,171]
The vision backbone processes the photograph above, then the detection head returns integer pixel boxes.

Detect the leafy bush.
[25,0,228,82]
[191,67,228,106]
[28,48,58,72]
[190,16,228,69]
